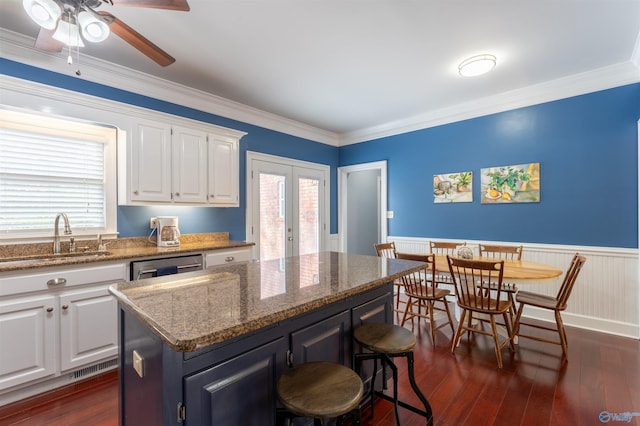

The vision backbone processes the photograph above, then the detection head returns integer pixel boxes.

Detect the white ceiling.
[1,0,639,145]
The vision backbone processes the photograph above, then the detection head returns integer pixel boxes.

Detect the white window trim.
[0,107,118,243]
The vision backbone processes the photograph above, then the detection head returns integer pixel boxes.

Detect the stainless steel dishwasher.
[130,253,203,280]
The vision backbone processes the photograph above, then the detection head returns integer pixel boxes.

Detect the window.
[0,108,118,241]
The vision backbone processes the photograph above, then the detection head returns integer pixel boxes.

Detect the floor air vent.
[72,359,118,380]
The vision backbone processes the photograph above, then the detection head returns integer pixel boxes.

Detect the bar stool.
[354,323,433,425]
[276,361,363,425]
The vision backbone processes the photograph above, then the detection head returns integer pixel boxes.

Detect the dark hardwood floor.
[1,305,638,426]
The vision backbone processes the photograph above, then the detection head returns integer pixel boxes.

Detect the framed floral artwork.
[481,163,540,203]
[434,171,472,203]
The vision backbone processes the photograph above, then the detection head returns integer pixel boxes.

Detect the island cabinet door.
[290,310,351,367]
[183,337,287,426]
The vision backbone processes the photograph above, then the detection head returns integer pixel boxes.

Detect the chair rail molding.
[389,236,639,339]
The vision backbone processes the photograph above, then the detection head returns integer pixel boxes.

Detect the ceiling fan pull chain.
[66,10,73,64]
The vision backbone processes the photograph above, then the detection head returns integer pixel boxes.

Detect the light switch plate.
[133,350,144,378]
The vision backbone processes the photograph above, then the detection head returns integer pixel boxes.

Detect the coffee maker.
[156,216,181,247]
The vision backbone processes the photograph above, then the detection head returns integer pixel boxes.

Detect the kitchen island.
[109,251,425,425]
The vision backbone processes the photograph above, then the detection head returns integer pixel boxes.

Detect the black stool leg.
[405,351,433,425]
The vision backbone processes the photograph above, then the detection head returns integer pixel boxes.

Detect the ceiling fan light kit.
[21,0,190,68]
[23,0,61,30]
[52,14,85,47]
[78,10,109,42]
[458,54,497,77]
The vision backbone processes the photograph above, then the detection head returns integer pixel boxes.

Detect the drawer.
[205,248,251,268]
[0,263,126,297]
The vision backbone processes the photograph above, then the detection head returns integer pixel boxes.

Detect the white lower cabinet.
[59,285,118,372]
[204,247,252,268]
[0,263,125,396]
[0,294,56,389]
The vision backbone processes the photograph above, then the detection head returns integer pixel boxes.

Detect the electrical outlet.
[132,350,144,378]
[386,211,394,219]
[150,217,157,229]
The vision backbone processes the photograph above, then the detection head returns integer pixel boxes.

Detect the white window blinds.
[0,109,116,237]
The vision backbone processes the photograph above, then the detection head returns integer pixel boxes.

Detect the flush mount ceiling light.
[458,54,497,77]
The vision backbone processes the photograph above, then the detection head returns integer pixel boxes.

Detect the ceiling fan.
[22,0,190,67]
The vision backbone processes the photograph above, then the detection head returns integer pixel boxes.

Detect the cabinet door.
[0,295,56,390]
[130,119,172,202]
[207,134,239,206]
[172,126,208,203]
[59,286,118,371]
[291,310,350,367]
[184,337,286,426]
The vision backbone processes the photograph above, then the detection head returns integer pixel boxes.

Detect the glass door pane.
[297,176,320,256]
[259,173,287,261]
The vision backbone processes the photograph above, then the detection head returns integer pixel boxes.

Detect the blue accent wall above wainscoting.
[339,83,640,248]
[1,59,638,248]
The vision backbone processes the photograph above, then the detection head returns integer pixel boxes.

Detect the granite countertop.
[109,251,426,352]
[0,233,253,273]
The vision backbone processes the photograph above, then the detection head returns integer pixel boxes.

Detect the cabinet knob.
[210,194,215,198]
[225,256,235,262]
[46,307,54,313]
[175,192,180,197]
[62,305,69,310]
[133,190,139,195]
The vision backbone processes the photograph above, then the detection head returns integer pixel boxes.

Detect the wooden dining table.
[431,254,563,283]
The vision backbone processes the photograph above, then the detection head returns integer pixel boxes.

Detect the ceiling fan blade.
[34,27,64,52]
[108,0,190,11]
[98,11,175,66]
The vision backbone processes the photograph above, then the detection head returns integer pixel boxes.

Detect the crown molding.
[632,30,640,69]
[0,29,341,147]
[2,28,638,149]
[340,61,640,145]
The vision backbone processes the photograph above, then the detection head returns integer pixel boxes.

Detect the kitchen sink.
[0,251,112,264]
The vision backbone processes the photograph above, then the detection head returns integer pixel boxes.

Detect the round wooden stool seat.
[277,361,363,420]
[353,322,416,354]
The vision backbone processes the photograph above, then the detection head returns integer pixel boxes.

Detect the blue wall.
[339,84,640,248]
[1,59,339,240]
[3,59,638,248]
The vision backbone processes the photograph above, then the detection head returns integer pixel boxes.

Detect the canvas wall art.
[481,163,540,203]
[434,171,472,203]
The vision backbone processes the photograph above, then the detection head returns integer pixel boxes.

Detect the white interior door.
[248,153,328,261]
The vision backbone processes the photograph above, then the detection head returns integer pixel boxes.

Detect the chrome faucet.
[53,213,72,254]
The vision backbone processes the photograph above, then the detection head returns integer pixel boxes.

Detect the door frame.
[246,151,330,260]
[338,161,387,253]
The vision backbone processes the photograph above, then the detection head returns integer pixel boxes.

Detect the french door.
[247,152,328,261]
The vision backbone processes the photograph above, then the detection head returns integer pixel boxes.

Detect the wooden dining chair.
[447,255,515,368]
[512,253,586,359]
[478,244,523,261]
[478,243,523,324]
[429,241,466,287]
[374,242,405,313]
[396,252,455,344]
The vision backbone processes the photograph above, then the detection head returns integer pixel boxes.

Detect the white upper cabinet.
[173,126,208,204]
[208,133,239,206]
[119,116,246,206]
[129,119,172,202]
